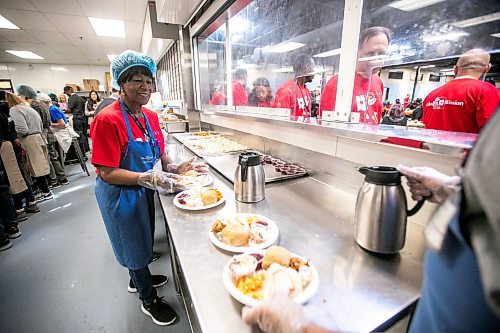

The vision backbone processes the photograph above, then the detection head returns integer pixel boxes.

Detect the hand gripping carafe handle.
[240,156,248,182]
[407,198,426,216]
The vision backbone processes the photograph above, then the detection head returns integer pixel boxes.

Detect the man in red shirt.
[422,49,499,134]
[272,54,315,119]
[319,27,390,124]
[233,69,248,106]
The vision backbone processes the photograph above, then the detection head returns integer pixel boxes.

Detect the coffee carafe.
[234,151,265,203]
[354,166,425,254]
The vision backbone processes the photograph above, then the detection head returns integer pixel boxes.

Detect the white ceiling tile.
[0,29,40,43]
[0,0,38,11]
[125,21,143,51]
[32,31,72,45]
[31,0,84,16]
[98,36,127,53]
[0,8,58,32]
[64,32,99,46]
[46,44,80,53]
[125,0,148,23]
[45,13,95,35]
[79,0,125,20]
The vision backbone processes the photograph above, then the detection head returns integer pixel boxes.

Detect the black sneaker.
[49,182,61,189]
[7,226,22,239]
[141,297,177,326]
[37,192,54,203]
[59,179,69,186]
[128,274,168,293]
[16,210,28,222]
[25,203,40,213]
[0,237,13,251]
[152,252,161,262]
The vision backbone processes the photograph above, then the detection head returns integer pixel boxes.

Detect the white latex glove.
[166,156,209,175]
[397,164,461,204]
[137,170,185,193]
[242,294,310,333]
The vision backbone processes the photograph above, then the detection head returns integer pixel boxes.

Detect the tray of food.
[260,155,307,181]
[223,246,319,307]
[173,187,225,210]
[209,213,279,253]
[177,170,214,188]
[183,136,249,156]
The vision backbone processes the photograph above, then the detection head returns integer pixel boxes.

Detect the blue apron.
[95,99,160,270]
[409,213,500,332]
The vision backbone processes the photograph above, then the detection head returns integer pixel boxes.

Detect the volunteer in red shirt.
[248,77,273,107]
[422,49,499,134]
[319,27,391,124]
[233,68,248,106]
[209,83,227,105]
[90,50,208,326]
[272,54,315,119]
[403,93,411,108]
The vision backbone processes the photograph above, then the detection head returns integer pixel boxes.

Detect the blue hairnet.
[110,50,156,89]
[15,84,38,99]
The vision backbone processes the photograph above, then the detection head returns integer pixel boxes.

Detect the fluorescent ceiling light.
[88,17,125,38]
[5,50,44,60]
[490,33,500,38]
[107,54,117,62]
[0,14,20,29]
[388,0,444,11]
[51,66,68,72]
[313,48,341,58]
[271,67,294,73]
[423,31,468,42]
[452,12,500,28]
[268,42,305,53]
[420,64,436,69]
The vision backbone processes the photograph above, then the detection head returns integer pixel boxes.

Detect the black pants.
[12,186,36,210]
[32,176,50,194]
[129,266,156,303]
[73,116,89,153]
[0,164,17,239]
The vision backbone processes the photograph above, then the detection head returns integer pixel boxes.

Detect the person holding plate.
[90,50,208,326]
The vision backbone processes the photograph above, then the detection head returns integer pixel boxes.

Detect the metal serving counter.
[159,138,426,333]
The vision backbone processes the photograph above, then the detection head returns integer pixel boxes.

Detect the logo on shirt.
[356,95,367,111]
[427,97,464,109]
[367,92,377,106]
[297,96,310,110]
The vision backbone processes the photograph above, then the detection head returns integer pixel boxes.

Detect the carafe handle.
[240,156,248,182]
[407,198,426,216]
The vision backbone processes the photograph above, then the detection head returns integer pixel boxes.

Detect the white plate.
[222,249,320,307]
[178,174,214,188]
[209,213,279,253]
[173,187,225,211]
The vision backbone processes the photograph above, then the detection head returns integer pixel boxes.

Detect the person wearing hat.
[233,68,249,106]
[90,50,208,326]
[272,54,315,119]
[64,85,88,155]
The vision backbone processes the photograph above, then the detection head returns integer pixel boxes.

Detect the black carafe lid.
[358,166,401,185]
[238,151,261,167]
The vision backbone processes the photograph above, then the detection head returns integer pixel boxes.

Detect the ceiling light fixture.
[271,67,294,73]
[5,50,44,59]
[0,14,20,29]
[313,48,341,58]
[88,17,126,38]
[107,54,117,62]
[268,42,305,53]
[422,31,468,42]
[51,66,68,72]
[388,0,444,11]
[452,11,500,28]
[490,32,500,38]
[419,64,436,69]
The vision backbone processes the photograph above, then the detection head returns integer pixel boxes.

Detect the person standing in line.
[64,86,89,154]
[319,27,391,124]
[94,88,120,116]
[85,90,100,129]
[272,54,315,119]
[58,94,68,113]
[233,69,249,106]
[91,50,209,326]
[422,49,499,133]
[381,98,407,126]
[403,93,411,108]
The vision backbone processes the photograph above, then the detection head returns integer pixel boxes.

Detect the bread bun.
[184,170,198,177]
[221,222,250,246]
[201,189,219,206]
[262,245,291,269]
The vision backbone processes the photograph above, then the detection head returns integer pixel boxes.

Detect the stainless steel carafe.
[354,166,425,254]
[234,151,265,203]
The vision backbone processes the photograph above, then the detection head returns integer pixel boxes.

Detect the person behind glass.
[0,91,39,224]
[381,98,407,126]
[403,93,411,108]
[58,94,68,113]
[91,50,209,326]
[319,27,391,124]
[64,85,89,154]
[272,54,315,119]
[6,92,53,202]
[248,77,273,107]
[233,68,248,106]
[209,82,227,105]
[422,49,499,133]
[242,111,500,333]
[85,90,100,128]
[411,98,424,121]
[94,88,120,116]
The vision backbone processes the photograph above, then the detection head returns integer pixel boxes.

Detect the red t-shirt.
[319,73,383,124]
[90,100,165,169]
[209,93,226,105]
[233,81,248,106]
[272,79,312,118]
[422,78,499,133]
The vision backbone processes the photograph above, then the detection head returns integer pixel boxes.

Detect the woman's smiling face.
[121,74,154,106]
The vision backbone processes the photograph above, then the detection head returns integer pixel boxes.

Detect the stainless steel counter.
[159,138,425,333]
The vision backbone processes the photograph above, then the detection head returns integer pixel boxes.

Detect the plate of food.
[177,170,214,188]
[173,187,225,210]
[223,246,319,307]
[209,214,279,253]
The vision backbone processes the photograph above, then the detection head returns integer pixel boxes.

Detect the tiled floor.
[0,163,190,333]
